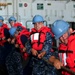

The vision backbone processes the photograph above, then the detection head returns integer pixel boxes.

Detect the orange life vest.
[66,32,75,67]
[58,43,67,66]
[0,23,9,46]
[16,29,30,60]
[30,26,50,51]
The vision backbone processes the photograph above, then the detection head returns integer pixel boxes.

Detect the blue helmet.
[0,22,3,27]
[9,27,17,36]
[51,20,70,39]
[32,15,44,24]
[8,16,16,23]
[0,16,4,21]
